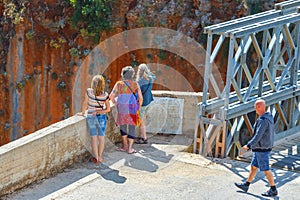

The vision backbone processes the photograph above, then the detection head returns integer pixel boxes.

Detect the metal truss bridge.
[194,0,300,158]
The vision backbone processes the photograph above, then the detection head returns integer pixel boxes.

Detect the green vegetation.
[147,53,153,60]
[3,1,26,25]
[4,123,11,130]
[51,72,58,80]
[158,50,167,60]
[25,30,34,40]
[57,81,67,90]
[67,0,112,43]
[50,40,61,49]
[244,0,263,15]
[16,80,25,91]
[131,60,139,67]
[49,37,67,49]
[69,47,79,58]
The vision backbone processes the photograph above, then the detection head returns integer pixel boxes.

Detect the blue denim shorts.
[86,114,107,136]
[251,151,271,171]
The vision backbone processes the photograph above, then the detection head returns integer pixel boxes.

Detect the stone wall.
[152,91,203,136]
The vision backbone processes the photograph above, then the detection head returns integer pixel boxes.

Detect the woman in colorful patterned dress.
[110,66,143,154]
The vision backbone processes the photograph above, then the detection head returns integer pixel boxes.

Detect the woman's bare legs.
[91,136,99,160]
[97,136,105,162]
[128,138,135,153]
[121,135,128,150]
[128,125,136,153]
[139,118,147,140]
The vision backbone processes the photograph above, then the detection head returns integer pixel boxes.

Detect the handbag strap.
[123,81,138,100]
[95,94,104,109]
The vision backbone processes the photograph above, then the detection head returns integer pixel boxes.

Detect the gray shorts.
[140,104,150,119]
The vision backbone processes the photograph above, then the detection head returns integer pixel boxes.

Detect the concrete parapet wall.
[0,91,203,196]
[0,116,88,196]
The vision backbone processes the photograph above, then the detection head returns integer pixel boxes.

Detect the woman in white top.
[135,63,155,144]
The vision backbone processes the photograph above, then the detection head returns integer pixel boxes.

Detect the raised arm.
[109,82,119,105]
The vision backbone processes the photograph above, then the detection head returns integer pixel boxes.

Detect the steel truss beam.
[194,0,300,158]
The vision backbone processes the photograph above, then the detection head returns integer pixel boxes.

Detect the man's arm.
[243,119,267,150]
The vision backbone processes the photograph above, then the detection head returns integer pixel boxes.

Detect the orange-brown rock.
[2,0,282,145]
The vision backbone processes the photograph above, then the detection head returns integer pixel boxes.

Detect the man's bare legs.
[247,165,258,183]
[264,170,275,186]
[247,166,275,186]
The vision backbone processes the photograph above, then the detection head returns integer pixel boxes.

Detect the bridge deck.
[237,131,300,172]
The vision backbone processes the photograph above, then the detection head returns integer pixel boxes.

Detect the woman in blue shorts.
[82,75,110,163]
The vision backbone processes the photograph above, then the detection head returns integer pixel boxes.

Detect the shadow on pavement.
[99,164,127,184]
[235,190,274,200]
[216,158,300,194]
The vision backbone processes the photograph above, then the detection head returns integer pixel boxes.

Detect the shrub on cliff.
[66,0,112,43]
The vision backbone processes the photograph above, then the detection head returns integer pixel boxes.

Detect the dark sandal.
[135,138,148,144]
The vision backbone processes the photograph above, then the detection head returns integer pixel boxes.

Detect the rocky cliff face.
[0,0,282,145]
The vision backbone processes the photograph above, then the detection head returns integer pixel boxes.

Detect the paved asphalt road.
[4,134,300,200]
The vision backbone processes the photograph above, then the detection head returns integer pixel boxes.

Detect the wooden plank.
[243,114,253,136]
[251,34,264,59]
[283,24,296,50]
[204,124,222,156]
[275,103,289,128]
[231,79,243,102]
[193,116,200,154]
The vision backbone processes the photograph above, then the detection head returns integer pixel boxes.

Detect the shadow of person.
[138,146,174,163]
[236,191,273,200]
[125,156,158,172]
[81,160,127,184]
[110,139,174,173]
[216,158,299,199]
[99,166,127,184]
